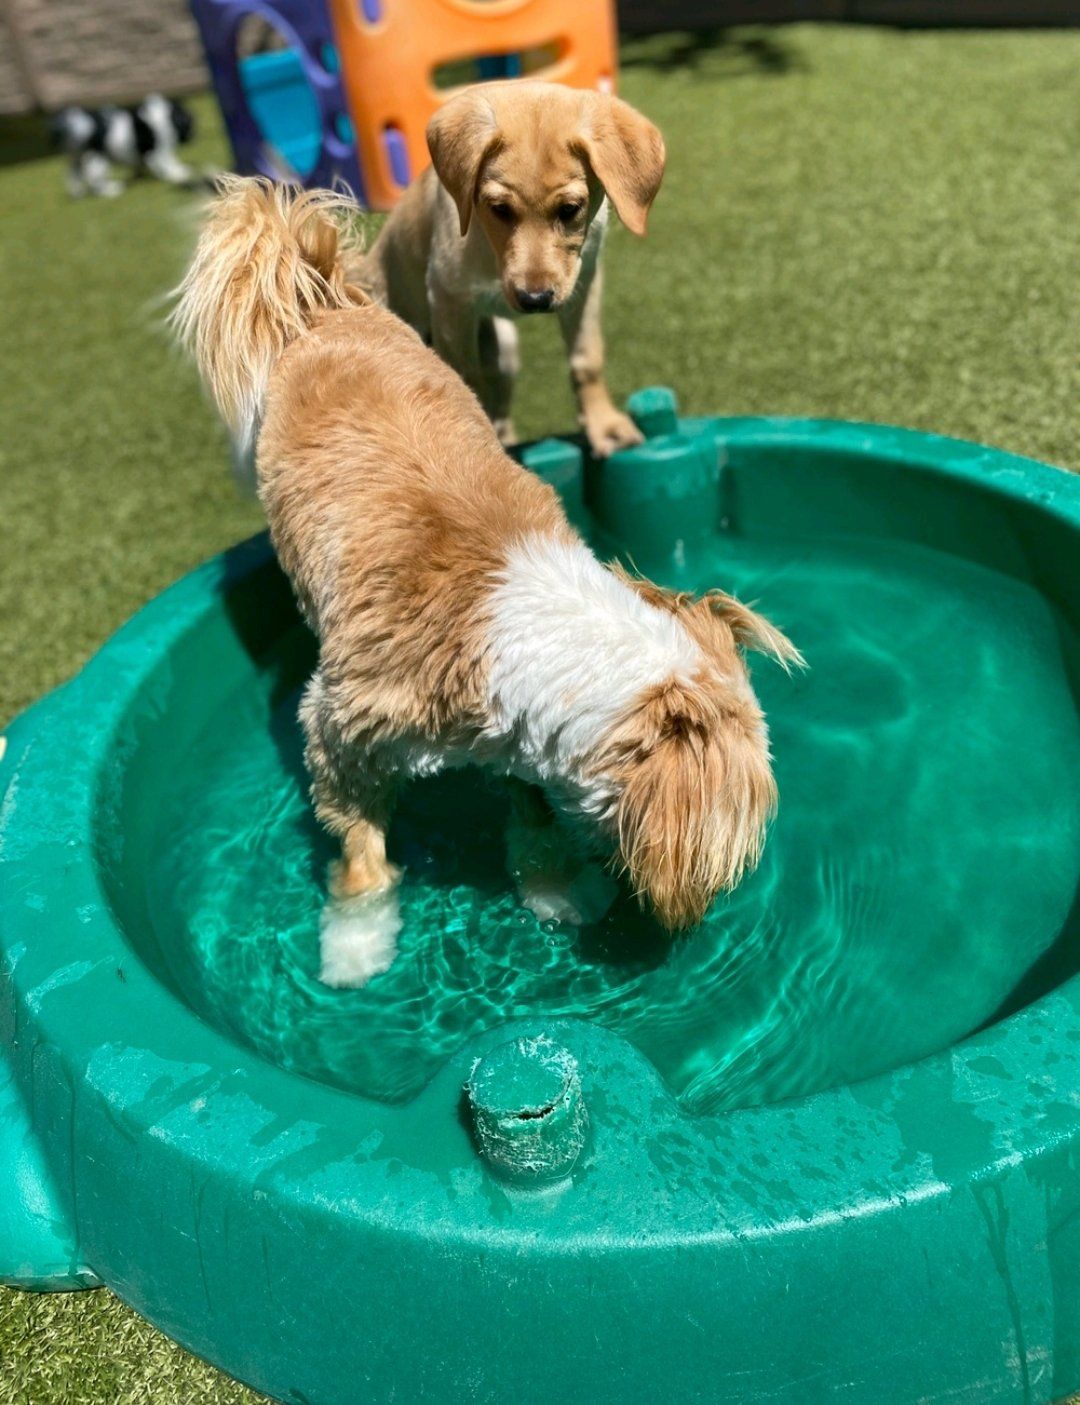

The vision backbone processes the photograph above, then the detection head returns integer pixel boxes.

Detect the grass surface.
[1,23,1078,1403]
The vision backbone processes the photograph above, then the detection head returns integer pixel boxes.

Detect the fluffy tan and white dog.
[173,178,800,986]
[355,81,665,456]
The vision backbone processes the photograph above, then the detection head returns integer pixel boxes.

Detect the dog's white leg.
[82,151,124,198]
[145,147,197,187]
[70,153,121,199]
[79,151,124,198]
[505,782,617,928]
[558,263,642,457]
[319,883,402,989]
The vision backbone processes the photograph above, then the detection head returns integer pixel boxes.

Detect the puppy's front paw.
[493,417,518,447]
[319,883,402,988]
[519,865,618,928]
[584,409,644,458]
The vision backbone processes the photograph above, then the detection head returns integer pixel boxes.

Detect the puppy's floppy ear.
[706,592,805,672]
[427,92,501,237]
[576,93,666,237]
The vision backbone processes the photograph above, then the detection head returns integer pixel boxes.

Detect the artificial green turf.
[1,23,1078,1403]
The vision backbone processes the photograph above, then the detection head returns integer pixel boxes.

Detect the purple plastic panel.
[187,0,366,200]
[382,125,410,189]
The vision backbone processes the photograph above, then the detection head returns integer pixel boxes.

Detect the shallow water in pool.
[144,532,1080,1113]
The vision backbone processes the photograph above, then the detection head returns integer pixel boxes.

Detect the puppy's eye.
[556,202,583,224]
[489,201,515,223]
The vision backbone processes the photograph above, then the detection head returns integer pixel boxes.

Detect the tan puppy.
[356,81,666,457]
[174,179,799,986]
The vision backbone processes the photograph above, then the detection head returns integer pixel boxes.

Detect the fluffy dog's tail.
[171,176,364,452]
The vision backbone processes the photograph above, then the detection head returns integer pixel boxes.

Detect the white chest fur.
[484,534,700,805]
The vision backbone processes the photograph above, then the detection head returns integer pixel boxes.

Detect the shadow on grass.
[620,26,806,76]
[0,112,54,168]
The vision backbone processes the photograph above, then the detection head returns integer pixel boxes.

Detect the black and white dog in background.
[52,95,198,197]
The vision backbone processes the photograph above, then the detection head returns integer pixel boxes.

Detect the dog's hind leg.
[301,682,400,898]
[330,806,401,901]
[313,772,403,987]
[478,316,520,447]
[300,672,403,986]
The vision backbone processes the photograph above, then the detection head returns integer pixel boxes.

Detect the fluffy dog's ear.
[577,94,666,236]
[611,564,804,672]
[427,92,501,237]
[705,592,805,672]
[608,563,686,613]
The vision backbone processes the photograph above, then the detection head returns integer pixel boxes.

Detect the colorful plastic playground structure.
[188,0,617,208]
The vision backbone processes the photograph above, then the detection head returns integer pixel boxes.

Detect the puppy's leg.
[506,781,617,928]
[430,290,490,414]
[477,316,519,446]
[558,264,643,458]
[433,294,517,443]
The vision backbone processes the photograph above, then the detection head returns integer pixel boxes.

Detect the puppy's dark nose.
[515,287,555,313]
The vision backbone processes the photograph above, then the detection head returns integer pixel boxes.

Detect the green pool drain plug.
[467,1037,588,1185]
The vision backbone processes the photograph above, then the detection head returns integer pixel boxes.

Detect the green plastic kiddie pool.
[2,390,1079,1404]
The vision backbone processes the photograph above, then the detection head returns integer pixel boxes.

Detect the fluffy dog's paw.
[584,409,644,458]
[319,884,402,988]
[519,865,618,928]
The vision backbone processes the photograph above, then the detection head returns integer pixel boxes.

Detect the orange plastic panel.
[325,0,617,210]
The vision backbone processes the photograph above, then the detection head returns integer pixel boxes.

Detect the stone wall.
[0,0,208,114]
